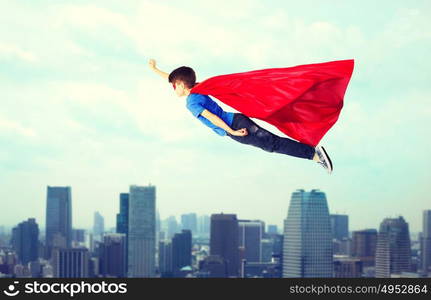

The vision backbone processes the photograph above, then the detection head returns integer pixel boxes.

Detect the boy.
[148,59,334,173]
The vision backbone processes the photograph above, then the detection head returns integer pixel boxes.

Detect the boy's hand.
[148,59,156,70]
[230,128,248,136]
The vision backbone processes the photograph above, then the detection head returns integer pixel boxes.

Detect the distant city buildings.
[267,225,278,235]
[93,211,105,241]
[1,184,428,279]
[166,216,180,240]
[198,215,211,238]
[181,213,197,236]
[72,229,86,244]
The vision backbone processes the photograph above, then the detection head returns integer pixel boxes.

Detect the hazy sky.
[1,0,430,232]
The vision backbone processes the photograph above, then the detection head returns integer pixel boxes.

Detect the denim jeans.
[226,113,316,160]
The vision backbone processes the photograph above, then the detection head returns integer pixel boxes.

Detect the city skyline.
[1,188,430,278]
[1,0,430,234]
[0,184,427,234]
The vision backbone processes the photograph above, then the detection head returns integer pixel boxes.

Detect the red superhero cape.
[190,59,354,146]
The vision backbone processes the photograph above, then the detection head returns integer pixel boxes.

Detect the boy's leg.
[227,113,315,160]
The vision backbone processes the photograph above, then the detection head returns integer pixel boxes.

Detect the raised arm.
[201,109,248,137]
[148,59,169,80]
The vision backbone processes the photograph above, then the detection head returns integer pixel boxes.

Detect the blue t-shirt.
[186,93,234,136]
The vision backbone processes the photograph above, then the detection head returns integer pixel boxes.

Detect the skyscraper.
[128,184,156,278]
[158,240,173,277]
[283,189,333,278]
[72,229,86,244]
[198,215,210,238]
[238,220,264,263]
[98,234,127,277]
[172,229,192,276]
[11,218,39,265]
[116,193,129,275]
[93,211,105,241]
[421,210,431,275]
[181,213,198,235]
[52,248,89,278]
[166,216,179,239]
[375,217,411,278]
[45,186,72,258]
[210,214,240,277]
[351,229,377,267]
[116,193,129,235]
[330,214,349,240]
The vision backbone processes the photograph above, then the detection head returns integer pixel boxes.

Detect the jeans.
[226,113,316,160]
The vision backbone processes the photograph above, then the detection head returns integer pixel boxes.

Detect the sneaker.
[315,145,333,174]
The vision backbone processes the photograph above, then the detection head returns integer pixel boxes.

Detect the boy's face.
[172,80,188,97]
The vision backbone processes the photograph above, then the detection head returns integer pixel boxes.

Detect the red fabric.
[190,59,354,146]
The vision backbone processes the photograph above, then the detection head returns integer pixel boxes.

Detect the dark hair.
[168,66,196,89]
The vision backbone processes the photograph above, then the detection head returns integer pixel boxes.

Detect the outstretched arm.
[148,59,169,80]
[201,109,248,136]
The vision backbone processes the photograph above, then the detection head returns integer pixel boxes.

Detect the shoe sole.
[319,146,333,173]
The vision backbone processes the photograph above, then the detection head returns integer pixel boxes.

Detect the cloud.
[0,115,37,137]
[1,0,430,231]
[0,42,38,63]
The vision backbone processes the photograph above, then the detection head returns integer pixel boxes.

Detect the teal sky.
[1,0,430,232]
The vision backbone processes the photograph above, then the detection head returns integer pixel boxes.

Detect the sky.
[0,0,430,232]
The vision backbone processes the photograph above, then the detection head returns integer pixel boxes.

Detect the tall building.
[198,215,210,238]
[128,184,156,278]
[283,189,333,278]
[72,229,86,244]
[330,214,349,240]
[98,234,127,277]
[52,248,89,278]
[116,193,129,235]
[158,240,173,277]
[375,217,411,278]
[351,229,377,267]
[210,214,240,277]
[181,213,198,235]
[11,218,39,265]
[238,220,264,263]
[45,186,72,258]
[421,210,431,275]
[116,193,129,275]
[93,211,105,240]
[172,230,192,276]
[166,216,179,239]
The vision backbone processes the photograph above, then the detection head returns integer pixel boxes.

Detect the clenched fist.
[148,59,156,70]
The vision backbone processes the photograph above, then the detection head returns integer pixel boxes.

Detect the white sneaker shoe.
[315,145,333,174]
